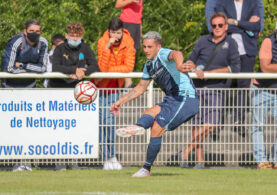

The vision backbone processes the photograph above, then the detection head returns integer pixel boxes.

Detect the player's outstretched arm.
[110,79,151,115]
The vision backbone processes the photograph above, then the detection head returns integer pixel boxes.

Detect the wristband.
[196,65,205,70]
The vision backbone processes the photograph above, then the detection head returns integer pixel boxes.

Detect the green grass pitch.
[0,167,277,195]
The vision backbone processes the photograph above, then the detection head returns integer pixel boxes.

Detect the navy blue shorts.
[156,96,199,131]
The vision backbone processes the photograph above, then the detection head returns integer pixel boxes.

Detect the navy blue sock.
[144,137,162,169]
[136,114,154,129]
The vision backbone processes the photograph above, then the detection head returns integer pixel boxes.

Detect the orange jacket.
[94,29,136,88]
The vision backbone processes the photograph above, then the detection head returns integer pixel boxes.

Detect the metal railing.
[1,72,277,168]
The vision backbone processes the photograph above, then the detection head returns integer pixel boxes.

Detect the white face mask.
[68,39,81,47]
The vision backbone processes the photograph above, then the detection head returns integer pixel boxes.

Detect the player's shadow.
[151,173,183,177]
[125,172,183,177]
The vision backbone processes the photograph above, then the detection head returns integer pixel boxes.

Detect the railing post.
[146,80,154,142]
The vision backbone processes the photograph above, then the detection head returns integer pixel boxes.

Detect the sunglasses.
[212,23,224,29]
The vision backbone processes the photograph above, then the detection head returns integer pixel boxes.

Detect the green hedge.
[0,0,276,74]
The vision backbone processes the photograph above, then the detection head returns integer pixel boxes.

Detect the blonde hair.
[143,31,162,44]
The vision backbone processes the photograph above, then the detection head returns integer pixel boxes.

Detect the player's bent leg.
[132,122,166,177]
[150,121,166,138]
[142,105,161,118]
[116,125,146,138]
[116,106,161,138]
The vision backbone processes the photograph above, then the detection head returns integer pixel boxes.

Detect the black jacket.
[49,40,99,88]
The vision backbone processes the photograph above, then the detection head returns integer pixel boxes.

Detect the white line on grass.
[0,192,158,195]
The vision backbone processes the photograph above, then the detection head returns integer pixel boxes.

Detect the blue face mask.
[68,39,81,47]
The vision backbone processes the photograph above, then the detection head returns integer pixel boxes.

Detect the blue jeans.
[99,92,119,161]
[251,85,277,162]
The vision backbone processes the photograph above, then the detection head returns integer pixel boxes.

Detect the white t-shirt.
[231,0,246,55]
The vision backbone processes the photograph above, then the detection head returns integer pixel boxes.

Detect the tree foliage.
[0,0,276,74]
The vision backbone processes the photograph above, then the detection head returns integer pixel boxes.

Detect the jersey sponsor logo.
[151,67,164,80]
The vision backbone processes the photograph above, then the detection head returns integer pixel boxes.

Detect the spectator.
[49,22,98,88]
[43,34,65,88]
[115,0,143,50]
[180,13,240,169]
[115,0,143,88]
[1,19,48,88]
[206,0,264,33]
[216,0,261,134]
[111,31,199,177]
[92,17,135,170]
[251,22,277,169]
[48,22,98,170]
[1,19,48,171]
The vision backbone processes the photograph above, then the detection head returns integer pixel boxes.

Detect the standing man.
[1,19,48,88]
[92,17,135,170]
[49,22,99,88]
[110,31,199,177]
[216,0,261,133]
[180,12,240,169]
[115,0,143,88]
[251,23,277,169]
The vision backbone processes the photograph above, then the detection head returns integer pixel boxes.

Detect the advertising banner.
[0,89,99,159]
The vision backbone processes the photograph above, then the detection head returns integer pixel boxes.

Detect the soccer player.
[110,31,199,177]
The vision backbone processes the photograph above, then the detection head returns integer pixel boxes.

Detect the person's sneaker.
[179,149,190,168]
[193,163,206,169]
[103,160,113,170]
[180,161,190,169]
[111,157,122,170]
[55,164,66,171]
[116,125,145,138]
[257,162,272,169]
[12,164,32,172]
[132,168,150,177]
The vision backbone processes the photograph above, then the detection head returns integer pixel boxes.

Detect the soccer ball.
[74,81,98,104]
